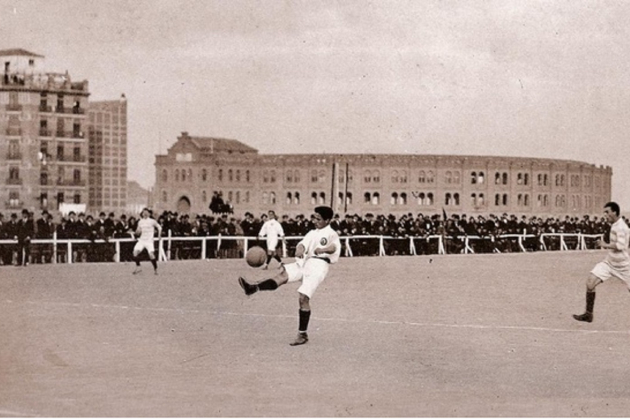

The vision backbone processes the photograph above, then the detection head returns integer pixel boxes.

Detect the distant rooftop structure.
[178,132,258,154]
[0,48,44,58]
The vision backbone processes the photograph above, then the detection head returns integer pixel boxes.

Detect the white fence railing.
[0,232,605,264]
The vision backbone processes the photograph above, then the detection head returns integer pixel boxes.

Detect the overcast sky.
[2,0,630,210]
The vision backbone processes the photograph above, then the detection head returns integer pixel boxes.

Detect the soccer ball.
[246,246,267,268]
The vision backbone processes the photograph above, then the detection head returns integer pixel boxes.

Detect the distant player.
[132,208,162,275]
[239,206,341,346]
[257,210,285,269]
[573,202,630,323]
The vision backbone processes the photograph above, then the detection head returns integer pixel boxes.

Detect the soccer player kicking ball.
[238,206,341,346]
[573,202,630,323]
[132,208,162,275]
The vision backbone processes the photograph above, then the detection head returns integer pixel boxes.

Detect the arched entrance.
[177,196,191,214]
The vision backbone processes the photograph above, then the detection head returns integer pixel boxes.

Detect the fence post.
[379,236,385,256]
[345,237,353,257]
[438,236,445,255]
[409,237,416,256]
[167,229,172,260]
[115,240,120,263]
[201,237,207,260]
[67,241,73,264]
[560,234,567,251]
[52,231,58,264]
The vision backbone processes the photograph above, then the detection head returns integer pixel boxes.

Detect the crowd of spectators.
[0,208,618,266]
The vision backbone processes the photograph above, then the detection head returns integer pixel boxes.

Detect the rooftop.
[0,48,44,58]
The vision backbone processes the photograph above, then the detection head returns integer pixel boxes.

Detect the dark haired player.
[238,206,341,346]
[573,202,630,323]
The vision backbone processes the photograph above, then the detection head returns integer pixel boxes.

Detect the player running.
[132,208,162,275]
[257,210,285,269]
[238,206,341,346]
[573,201,630,323]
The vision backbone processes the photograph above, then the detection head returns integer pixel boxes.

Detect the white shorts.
[284,257,330,299]
[591,261,630,287]
[134,239,155,256]
[266,237,279,252]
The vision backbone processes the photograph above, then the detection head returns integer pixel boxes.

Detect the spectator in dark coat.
[16,209,35,266]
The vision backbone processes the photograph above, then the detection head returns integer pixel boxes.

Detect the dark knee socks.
[298,309,311,332]
[585,290,596,314]
[150,258,157,270]
[257,278,278,290]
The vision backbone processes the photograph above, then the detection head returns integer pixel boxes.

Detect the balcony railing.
[6,104,22,111]
[56,179,86,187]
[72,131,84,139]
[6,128,22,136]
[56,155,86,163]
[72,107,85,115]
[4,200,23,209]
[6,178,23,185]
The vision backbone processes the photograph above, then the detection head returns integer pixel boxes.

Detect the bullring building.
[154,132,612,218]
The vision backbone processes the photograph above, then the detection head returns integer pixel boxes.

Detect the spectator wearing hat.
[16,209,35,266]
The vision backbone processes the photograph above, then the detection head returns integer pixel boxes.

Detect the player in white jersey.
[257,210,285,269]
[574,202,630,323]
[238,206,341,346]
[132,208,162,275]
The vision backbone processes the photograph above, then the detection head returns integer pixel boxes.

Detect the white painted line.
[5,299,628,336]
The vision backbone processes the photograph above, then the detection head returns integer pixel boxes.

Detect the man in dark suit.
[16,209,35,266]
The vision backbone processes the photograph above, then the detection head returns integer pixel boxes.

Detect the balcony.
[6,127,22,136]
[39,129,52,137]
[39,104,52,113]
[6,178,23,186]
[72,107,85,115]
[56,155,86,163]
[5,200,23,209]
[6,104,22,111]
[57,179,86,187]
[55,106,66,113]
[72,131,84,139]
[6,153,22,160]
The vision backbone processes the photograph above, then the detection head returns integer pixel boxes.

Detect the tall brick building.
[154,132,612,218]
[0,49,128,215]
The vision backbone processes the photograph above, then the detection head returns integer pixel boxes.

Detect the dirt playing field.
[2,251,630,417]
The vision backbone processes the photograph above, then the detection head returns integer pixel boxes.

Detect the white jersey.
[259,219,285,249]
[605,218,630,269]
[299,224,341,264]
[137,217,160,241]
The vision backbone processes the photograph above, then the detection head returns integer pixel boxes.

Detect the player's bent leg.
[573,274,602,322]
[290,293,311,346]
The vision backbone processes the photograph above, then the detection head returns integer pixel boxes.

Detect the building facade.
[88,96,128,213]
[0,48,89,214]
[0,49,129,216]
[154,132,613,218]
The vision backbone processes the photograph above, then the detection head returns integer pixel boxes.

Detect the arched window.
[345,192,352,205]
[453,171,460,184]
[495,172,501,185]
[502,194,508,206]
[181,170,186,182]
[364,192,371,203]
[373,170,380,183]
[427,193,434,205]
[518,194,523,206]
[187,169,192,180]
[236,170,240,182]
[162,169,168,182]
[294,170,300,183]
[294,192,300,205]
[162,190,167,202]
[524,173,529,185]
[311,170,318,183]
[391,170,399,183]
[399,192,407,205]
[524,194,529,206]
[286,192,292,204]
[418,171,426,183]
[201,169,207,181]
[218,169,223,182]
[271,170,277,183]
[202,190,207,203]
[495,194,500,206]
[478,172,485,184]
[478,193,484,206]
[400,170,408,183]
[454,193,460,206]
[263,170,269,183]
[175,169,180,182]
[245,170,250,182]
[391,192,398,205]
[445,193,452,205]
[471,172,477,184]
[417,192,425,205]
[372,192,380,205]
[262,192,269,204]
[270,192,276,204]
[445,171,452,184]
[286,170,293,183]
[318,192,325,204]
[311,192,317,205]
[502,173,508,185]
[471,193,477,206]
[427,171,434,183]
